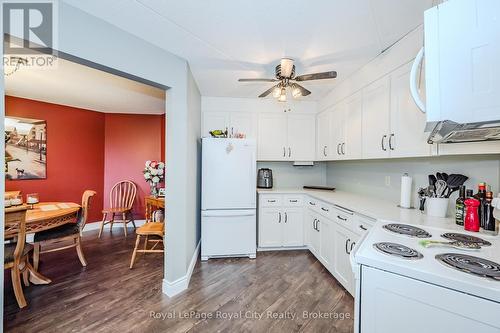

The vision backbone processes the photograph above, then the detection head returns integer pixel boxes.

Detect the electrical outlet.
[385,176,391,187]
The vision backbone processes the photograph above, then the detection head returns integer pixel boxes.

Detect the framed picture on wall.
[5,116,47,180]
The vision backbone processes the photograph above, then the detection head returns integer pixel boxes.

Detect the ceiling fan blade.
[295,71,337,81]
[238,78,277,82]
[295,83,311,96]
[258,85,278,98]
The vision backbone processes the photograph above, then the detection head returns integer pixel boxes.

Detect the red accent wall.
[103,113,164,219]
[5,96,165,222]
[5,96,106,222]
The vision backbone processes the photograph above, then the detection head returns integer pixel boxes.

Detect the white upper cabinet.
[425,0,500,124]
[390,62,431,158]
[202,111,256,138]
[258,113,315,161]
[343,92,363,160]
[316,110,332,160]
[258,113,288,161]
[287,114,315,161]
[330,103,345,160]
[362,76,391,159]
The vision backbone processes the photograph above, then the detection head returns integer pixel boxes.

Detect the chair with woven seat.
[129,222,164,269]
[5,205,34,308]
[99,180,137,238]
[33,190,96,271]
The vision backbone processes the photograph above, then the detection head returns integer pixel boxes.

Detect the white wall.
[202,96,318,114]
[258,162,326,189]
[326,156,500,212]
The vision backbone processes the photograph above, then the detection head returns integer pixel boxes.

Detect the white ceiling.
[5,56,166,114]
[64,1,433,101]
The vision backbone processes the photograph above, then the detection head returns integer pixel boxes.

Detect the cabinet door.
[318,218,334,270]
[333,225,357,294]
[330,104,345,160]
[390,62,431,158]
[308,213,320,256]
[202,111,228,138]
[283,208,304,246]
[344,92,363,160]
[362,76,391,159]
[287,114,315,161]
[425,0,500,124]
[230,112,256,139]
[316,110,331,160]
[259,208,283,247]
[257,113,288,161]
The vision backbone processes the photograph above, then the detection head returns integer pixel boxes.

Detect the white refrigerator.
[201,138,257,261]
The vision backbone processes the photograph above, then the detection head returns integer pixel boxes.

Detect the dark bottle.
[455,186,466,226]
[483,191,496,232]
[466,189,474,198]
[474,183,487,228]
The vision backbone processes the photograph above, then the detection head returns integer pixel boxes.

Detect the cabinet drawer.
[260,195,282,207]
[306,198,319,210]
[355,215,375,235]
[317,202,334,219]
[333,207,354,229]
[284,195,303,207]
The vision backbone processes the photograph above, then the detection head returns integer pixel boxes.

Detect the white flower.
[144,172,151,179]
[157,168,164,175]
[152,176,160,184]
[145,160,151,167]
[151,168,158,176]
[158,162,165,169]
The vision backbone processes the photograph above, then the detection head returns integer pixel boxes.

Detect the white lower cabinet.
[258,195,304,248]
[333,224,359,295]
[317,217,334,269]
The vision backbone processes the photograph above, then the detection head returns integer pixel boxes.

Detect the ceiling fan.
[238,58,337,102]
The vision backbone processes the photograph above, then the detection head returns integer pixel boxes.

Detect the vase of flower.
[143,160,165,198]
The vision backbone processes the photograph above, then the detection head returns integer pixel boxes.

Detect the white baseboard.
[83,219,146,233]
[162,241,200,297]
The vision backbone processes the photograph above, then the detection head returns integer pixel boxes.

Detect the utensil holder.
[426,198,449,218]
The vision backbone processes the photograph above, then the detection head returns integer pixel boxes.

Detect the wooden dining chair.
[98,181,137,238]
[33,190,96,271]
[129,221,164,269]
[5,205,34,308]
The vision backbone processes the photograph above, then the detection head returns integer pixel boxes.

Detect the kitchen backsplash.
[257,162,327,189]
[326,155,500,211]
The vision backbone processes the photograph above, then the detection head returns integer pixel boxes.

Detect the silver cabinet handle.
[290,200,298,203]
[278,212,282,223]
[359,225,367,231]
[323,145,327,156]
[309,201,316,206]
[337,143,341,155]
[231,127,234,137]
[381,135,387,151]
[316,219,320,232]
[284,212,288,223]
[389,134,395,151]
[313,218,317,231]
[341,143,345,155]
[350,242,356,253]
[337,215,347,221]
[283,147,286,157]
[345,238,351,254]
[288,147,291,157]
[268,200,276,203]
[321,207,329,212]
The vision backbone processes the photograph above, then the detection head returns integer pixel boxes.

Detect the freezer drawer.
[201,209,256,260]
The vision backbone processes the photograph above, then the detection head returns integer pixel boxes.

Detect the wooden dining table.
[11,202,81,285]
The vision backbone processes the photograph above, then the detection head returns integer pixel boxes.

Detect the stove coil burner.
[436,253,500,281]
[441,233,491,247]
[374,242,423,260]
[383,224,432,238]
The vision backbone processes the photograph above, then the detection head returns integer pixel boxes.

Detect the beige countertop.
[257,188,463,230]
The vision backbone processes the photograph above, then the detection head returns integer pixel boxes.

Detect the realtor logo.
[3,1,57,55]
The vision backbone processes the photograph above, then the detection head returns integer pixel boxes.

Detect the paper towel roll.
[400,173,413,209]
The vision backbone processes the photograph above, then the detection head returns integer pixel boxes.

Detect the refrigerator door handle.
[202,210,255,217]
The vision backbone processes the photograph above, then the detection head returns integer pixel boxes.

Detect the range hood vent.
[427,120,500,144]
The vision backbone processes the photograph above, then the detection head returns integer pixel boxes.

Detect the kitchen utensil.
[446,174,469,188]
[426,185,436,198]
[441,173,449,182]
[436,172,443,181]
[418,188,426,212]
[435,180,448,198]
[428,174,437,187]
[419,240,481,251]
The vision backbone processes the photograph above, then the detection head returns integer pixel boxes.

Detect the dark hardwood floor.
[4,229,354,333]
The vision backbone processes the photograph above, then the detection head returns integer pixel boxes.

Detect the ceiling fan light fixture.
[278,89,287,102]
[273,86,281,98]
[292,85,302,98]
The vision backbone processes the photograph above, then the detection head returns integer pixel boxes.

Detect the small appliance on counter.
[257,168,273,189]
